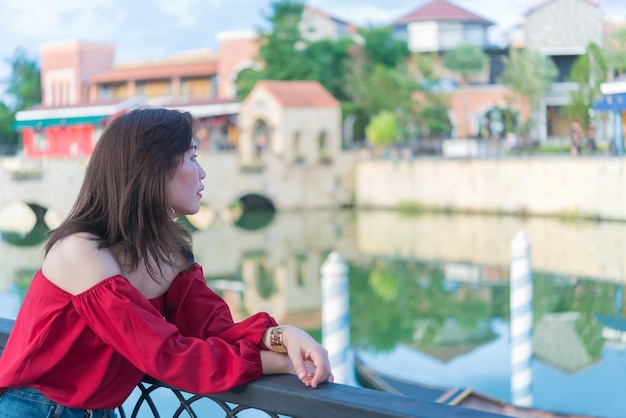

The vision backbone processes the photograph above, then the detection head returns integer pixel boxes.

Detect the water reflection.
[1,210,626,417]
[0,202,50,247]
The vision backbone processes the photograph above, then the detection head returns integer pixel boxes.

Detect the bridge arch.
[230,193,276,231]
[0,201,54,247]
[238,193,275,212]
[181,203,216,232]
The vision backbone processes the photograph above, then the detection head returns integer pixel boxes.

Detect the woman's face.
[165,141,205,218]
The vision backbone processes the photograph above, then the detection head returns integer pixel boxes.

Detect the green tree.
[0,47,41,154]
[365,110,398,154]
[499,48,558,140]
[565,42,607,130]
[411,53,452,138]
[237,0,353,102]
[419,95,452,138]
[443,42,488,85]
[258,0,309,80]
[235,67,262,101]
[235,0,308,98]
[359,65,413,117]
[302,38,352,101]
[444,43,487,138]
[605,27,626,78]
[0,103,15,140]
[346,57,419,142]
[358,26,410,69]
[237,1,417,144]
[5,48,41,111]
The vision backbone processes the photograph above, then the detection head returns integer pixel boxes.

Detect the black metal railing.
[0,318,504,418]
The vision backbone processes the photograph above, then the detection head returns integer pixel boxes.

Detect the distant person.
[587,124,597,153]
[504,132,517,152]
[0,107,333,417]
[570,119,583,156]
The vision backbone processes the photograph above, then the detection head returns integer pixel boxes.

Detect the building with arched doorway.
[238,80,342,167]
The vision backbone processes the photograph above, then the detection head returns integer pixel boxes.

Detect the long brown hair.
[45,107,196,281]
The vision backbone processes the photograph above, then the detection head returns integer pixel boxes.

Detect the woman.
[0,107,332,417]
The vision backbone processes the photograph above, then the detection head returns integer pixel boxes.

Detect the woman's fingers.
[283,327,333,387]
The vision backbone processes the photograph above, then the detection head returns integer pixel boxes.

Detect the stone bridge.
[0,151,359,232]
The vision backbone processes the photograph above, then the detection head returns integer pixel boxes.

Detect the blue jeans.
[0,387,117,418]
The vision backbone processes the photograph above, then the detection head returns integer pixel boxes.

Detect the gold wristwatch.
[269,325,290,353]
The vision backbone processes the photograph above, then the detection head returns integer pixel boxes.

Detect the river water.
[1,209,625,417]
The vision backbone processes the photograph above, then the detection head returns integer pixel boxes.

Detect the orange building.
[14,31,257,158]
[13,4,357,159]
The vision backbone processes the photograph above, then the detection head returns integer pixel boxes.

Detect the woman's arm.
[259,350,292,375]
[73,276,271,394]
[163,264,278,344]
[164,264,333,387]
[261,326,334,388]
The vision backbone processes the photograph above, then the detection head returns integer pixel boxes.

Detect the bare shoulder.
[42,232,122,295]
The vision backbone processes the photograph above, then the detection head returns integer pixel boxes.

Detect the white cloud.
[154,0,205,27]
[1,0,123,41]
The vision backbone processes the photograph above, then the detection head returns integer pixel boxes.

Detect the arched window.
[293,131,304,164]
[252,119,270,158]
[478,107,518,139]
[318,131,330,163]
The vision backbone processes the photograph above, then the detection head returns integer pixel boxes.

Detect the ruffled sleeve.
[163,263,278,346]
[72,275,265,394]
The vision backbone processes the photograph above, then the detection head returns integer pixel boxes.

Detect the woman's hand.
[283,326,333,388]
[261,326,334,388]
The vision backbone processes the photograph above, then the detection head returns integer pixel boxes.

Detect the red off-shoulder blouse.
[0,263,278,409]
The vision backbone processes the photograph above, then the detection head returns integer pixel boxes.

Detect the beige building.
[238,80,342,166]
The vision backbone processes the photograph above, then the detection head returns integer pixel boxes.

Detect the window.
[211,75,218,98]
[293,131,304,164]
[318,131,331,163]
[34,130,48,151]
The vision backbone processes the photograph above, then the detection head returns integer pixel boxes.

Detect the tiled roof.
[393,0,494,26]
[88,60,217,83]
[254,80,339,107]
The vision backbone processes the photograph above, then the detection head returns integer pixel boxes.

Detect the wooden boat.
[353,352,601,418]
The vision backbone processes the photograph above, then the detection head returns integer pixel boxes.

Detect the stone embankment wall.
[356,158,626,221]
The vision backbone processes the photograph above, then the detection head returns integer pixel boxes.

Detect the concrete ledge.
[442,139,479,158]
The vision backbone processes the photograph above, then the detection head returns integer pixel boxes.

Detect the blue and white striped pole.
[510,230,534,407]
[321,251,350,384]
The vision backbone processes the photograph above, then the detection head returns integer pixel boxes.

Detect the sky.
[1,0,626,98]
